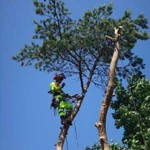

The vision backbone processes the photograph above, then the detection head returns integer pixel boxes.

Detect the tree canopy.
[12,0,149,90]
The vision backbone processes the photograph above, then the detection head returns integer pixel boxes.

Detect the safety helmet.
[53,73,66,80]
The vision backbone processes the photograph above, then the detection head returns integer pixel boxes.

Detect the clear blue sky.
[0,0,150,150]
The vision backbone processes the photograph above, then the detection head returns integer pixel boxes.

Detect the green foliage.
[85,141,127,150]
[85,143,101,150]
[111,74,150,149]
[12,0,149,88]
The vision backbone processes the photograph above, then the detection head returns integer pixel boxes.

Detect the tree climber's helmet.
[53,73,66,81]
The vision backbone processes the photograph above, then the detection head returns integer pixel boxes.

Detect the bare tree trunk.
[95,26,123,150]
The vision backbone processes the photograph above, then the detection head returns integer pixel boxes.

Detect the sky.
[0,0,150,150]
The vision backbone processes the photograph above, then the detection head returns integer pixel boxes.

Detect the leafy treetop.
[12,0,149,89]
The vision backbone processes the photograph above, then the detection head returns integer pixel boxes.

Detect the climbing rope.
[65,136,69,150]
[73,121,80,150]
[64,121,80,150]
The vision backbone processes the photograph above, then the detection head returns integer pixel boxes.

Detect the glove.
[61,82,66,88]
[62,93,71,98]
[48,90,52,94]
[72,94,80,99]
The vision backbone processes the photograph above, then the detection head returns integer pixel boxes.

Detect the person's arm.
[50,82,56,94]
[60,90,72,98]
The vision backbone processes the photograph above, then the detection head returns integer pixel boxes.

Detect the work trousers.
[58,100,73,117]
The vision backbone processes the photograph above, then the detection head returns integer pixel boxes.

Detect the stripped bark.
[95,26,123,150]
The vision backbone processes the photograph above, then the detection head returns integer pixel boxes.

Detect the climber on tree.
[49,73,78,125]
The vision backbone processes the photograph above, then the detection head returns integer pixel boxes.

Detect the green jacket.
[50,82,71,100]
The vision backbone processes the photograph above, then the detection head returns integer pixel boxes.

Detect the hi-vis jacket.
[50,82,71,101]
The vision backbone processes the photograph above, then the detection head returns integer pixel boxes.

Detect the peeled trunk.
[95,26,123,150]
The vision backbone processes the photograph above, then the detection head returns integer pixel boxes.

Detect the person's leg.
[58,101,73,125]
[65,101,73,118]
[63,101,73,125]
[58,101,66,124]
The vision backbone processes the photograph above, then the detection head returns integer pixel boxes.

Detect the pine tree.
[12,0,149,149]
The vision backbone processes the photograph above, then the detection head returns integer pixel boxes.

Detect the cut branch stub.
[105,26,123,42]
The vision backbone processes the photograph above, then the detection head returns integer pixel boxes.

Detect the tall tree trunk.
[95,26,123,150]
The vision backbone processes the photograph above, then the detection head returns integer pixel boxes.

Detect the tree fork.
[96,26,123,150]
[55,51,101,150]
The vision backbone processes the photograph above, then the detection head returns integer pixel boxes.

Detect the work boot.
[60,116,66,125]
[65,111,72,125]
[60,116,72,126]
[66,119,72,126]
[66,110,72,118]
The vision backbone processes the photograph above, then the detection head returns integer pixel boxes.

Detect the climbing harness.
[50,97,59,116]
[48,90,59,115]
[48,91,79,116]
